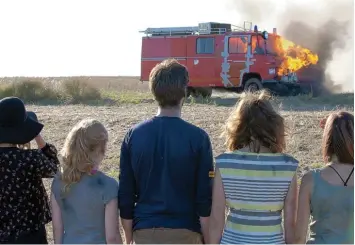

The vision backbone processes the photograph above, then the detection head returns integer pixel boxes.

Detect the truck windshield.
[265,35,278,55]
[251,35,265,54]
[251,34,278,55]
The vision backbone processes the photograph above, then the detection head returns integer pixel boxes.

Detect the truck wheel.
[193,87,212,98]
[244,78,263,92]
[200,88,212,98]
[275,83,290,96]
[290,86,300,96]
[186,87,193,98]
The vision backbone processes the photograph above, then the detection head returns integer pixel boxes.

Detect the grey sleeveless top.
[308,169,354,244]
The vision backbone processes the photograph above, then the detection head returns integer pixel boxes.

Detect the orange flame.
[275,36,319,76]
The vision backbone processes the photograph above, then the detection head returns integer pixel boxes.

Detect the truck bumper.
[262,79,301,88]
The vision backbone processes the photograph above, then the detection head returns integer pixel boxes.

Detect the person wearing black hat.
[0,97,60,244]
[17,111,40,150]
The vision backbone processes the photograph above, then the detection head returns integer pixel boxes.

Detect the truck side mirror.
[262,31,268,40]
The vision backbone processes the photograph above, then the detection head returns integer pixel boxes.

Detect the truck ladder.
[231,21,253,32]
[140,26,199,36]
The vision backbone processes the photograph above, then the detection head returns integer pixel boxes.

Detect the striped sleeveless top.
[215,151,299,244]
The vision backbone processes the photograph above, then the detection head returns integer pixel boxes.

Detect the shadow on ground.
[188,93,354,112]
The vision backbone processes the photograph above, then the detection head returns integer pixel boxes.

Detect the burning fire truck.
[140,21,318,97]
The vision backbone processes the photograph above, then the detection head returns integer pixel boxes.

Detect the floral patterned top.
[0,144,60,243]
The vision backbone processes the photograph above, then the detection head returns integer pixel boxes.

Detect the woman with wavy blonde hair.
[209,90,299,244]
[50,119,121,244]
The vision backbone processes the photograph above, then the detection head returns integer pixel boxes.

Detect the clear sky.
[0,0,352,89]
[0,0,290,77]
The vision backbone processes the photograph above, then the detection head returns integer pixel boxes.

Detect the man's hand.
[200,216,210,244]
[121,218,133,244]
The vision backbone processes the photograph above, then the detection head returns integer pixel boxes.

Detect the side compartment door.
[141,36,187,82]
[186,36,216,87]
[224,35,250,87]
[141,37,170,81]
[169,36,188,67]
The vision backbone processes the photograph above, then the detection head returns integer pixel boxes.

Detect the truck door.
[251,34,277,80]
[224,35,250,87]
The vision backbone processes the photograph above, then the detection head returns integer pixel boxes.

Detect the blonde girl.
[50,119,121,244]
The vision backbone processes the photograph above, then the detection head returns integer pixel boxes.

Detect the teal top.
[308,169,354,244]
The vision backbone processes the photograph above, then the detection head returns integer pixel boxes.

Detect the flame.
[227,35,318,76]
[274,36,319,76]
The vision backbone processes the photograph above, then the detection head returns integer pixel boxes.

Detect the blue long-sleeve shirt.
[118,116,214,233]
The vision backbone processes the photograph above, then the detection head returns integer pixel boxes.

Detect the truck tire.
[186,87,193,98]
[244,78,263,92]
[289,86,300,96]
[193,87,212,98]
[200,87,212,98]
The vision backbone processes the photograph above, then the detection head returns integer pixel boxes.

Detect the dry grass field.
[1,76,353,243]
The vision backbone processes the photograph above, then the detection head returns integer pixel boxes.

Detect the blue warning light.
[254,25,258,32]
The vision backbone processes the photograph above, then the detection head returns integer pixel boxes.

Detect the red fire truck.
[140,21,302,98]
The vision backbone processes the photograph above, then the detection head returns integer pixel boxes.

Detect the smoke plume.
[228,0,354,93]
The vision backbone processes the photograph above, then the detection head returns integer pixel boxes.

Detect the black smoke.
[228,0,354,93]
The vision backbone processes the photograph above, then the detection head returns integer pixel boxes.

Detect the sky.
[0,0,291,77]
[0,0,352,80]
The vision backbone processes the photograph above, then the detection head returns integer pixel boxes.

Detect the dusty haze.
[228,0,354,92]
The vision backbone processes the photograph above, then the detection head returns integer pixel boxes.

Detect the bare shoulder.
[300,170,314,190]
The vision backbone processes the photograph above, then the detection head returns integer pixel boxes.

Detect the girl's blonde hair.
[60,118,108,193]
[222,90,286,153]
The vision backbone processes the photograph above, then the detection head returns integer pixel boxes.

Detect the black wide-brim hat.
[0,97,43,144]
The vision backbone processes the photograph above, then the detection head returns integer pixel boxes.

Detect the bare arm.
[51,192,63,244]
[283,173,299,244]
[294,172,313,244]
[105,198,122,244]
[34,134,46,149]
[209,168,226,244]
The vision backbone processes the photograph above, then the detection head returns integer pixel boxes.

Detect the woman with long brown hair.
[295,111,354,244]
[209,90,299,244]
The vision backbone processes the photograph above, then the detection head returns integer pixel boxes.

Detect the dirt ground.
[9,76,354,243]
[28,103,343,243]
[31,103,333,174]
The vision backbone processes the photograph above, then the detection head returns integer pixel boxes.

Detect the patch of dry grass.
[0,77,353,108]
[0,76,353,243]
[0,77,151,105]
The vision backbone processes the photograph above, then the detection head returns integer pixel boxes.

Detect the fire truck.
[140,21,302,98]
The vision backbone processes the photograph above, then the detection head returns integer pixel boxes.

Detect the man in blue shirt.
[118,59,214,244]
